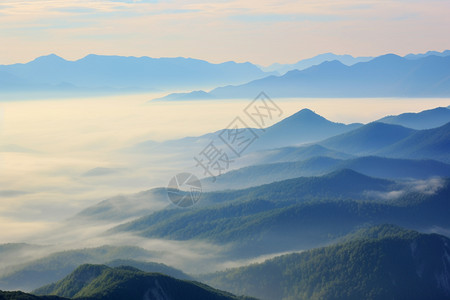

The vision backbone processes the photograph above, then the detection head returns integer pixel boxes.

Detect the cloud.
[230,13,344,23]
[365,177,446,200]
[82,167,123,177]
[51,6,100,14]
[0,190,30,197]
[0,144,39,153]
[410,177,445,194]
[109,0,158,3]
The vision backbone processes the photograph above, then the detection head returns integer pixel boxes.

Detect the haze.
[1,94,449,243]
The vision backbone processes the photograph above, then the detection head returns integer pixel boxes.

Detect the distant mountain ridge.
[158,54,450,100]
[260,49,450,75]
[260,52,373,74]
[0,54,271,95]
[404,49,450,60]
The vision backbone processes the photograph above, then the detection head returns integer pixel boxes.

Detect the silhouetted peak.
[31,54,66,64]
[290,108,324,120]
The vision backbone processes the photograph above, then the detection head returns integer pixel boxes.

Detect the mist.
[1,94,450,240]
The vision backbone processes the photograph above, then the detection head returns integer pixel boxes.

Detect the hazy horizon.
[1,0,450,66]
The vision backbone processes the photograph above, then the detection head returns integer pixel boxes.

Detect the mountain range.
[260,49,450,75]
[202,109,450,189]
[158,54,450,100]
[0,54,270,96]
[111,170,450,258]
[259,52,373,74]
[3,50,450,99]
[4,225,449,300]
[0,101,449,299]
[130,106,450,188]
[205,156,450,190]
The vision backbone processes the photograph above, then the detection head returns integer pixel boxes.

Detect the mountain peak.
[295,108,319,115]
[265,108,330,130]
[30,53,66,64]
[285,108,326,122]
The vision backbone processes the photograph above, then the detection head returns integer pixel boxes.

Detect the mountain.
[207,156,450,190]
[404,49,450,60]
[260,52,373,74]
[244,144,354,165]
[33,264,255,300]
[200,225,450,300]
[0,70,34,90]
[319,119,450,162]
[112,172,450,257]
[0,54,271,94]
[377,107,450,129]
[0,246,153,292]
[33,264,110,298]
[111,170,394,252]
[131,109,361,155]
[320,122,416,155]
[379,122,450,163]
[204,156,342,190]
[336,156,450,179]
[163,54,450,99]
[152,90,216,101]
[251,109,362,150]
[260,50,450,75]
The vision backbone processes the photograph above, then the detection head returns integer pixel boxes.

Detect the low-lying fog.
[0,93,449,272]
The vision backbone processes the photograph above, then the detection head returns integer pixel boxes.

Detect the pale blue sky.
[0,0,449,65]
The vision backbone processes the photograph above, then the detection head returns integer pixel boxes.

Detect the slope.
[34,264,255,300]
[201,225,450,300]
[377,107,450,130]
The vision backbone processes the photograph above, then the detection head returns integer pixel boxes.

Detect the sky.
[0,0,449,65]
